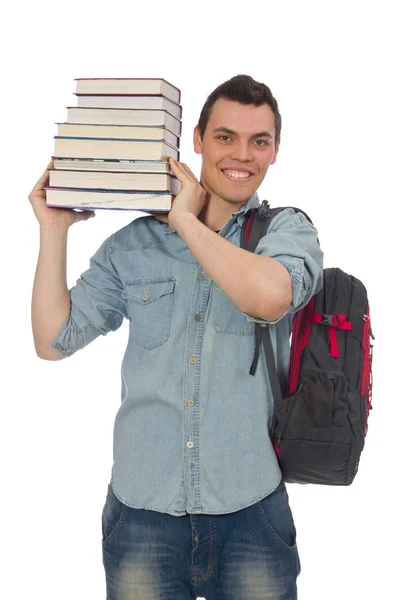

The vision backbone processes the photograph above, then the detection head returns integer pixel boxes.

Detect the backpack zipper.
[361,308,374,436]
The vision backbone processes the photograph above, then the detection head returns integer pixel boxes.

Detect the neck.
[197,183,248,232]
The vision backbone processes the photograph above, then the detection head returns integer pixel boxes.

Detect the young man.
[30,74,323,600]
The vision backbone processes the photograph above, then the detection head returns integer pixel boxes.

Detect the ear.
[193,125,203,155]
[270,139,280,165]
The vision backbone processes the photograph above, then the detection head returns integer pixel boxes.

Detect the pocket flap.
[122,279,176,305]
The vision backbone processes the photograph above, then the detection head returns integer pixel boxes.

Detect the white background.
[2,1,395,598]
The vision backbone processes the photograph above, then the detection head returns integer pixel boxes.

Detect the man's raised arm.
[29,161,95,360]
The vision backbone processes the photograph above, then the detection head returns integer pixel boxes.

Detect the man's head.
[193,74,281,208]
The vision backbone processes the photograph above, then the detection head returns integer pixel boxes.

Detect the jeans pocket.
[256,480,297,552]
[121,278,176,350]
[101,484,128,547]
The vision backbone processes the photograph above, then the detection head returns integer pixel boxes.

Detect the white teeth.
[223,170,251,179]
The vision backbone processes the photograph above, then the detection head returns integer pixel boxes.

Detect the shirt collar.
[164,192,260,235]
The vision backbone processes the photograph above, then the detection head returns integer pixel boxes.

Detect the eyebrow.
[213,127,273,139]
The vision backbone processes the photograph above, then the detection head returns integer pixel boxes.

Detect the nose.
[230,140,253,162]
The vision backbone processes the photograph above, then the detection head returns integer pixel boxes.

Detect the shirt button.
[194,313,201,321]
[199,272,205,280]
[141,293,149,301]
[194,535,199,542]
[187,441,194,448]
[189,356,197,365]
[188,398,195,406]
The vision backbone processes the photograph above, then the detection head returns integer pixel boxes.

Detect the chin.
[218,181,258,203]
[223,184,256,200]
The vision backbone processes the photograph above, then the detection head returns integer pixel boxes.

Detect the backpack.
[240,200,375,485]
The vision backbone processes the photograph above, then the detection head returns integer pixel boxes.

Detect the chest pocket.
[121,278,176,350]
[213,285,254,336]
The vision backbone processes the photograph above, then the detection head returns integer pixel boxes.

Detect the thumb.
[75,210,96,223]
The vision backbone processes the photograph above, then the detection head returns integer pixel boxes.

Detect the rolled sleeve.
[243,208,324,326]
[49,234,128,357]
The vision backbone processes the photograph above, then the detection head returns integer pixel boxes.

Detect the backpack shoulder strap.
[240,200,313,252]
[240,200,314,383]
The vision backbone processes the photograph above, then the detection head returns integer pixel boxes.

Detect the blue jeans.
[101,479,301,599]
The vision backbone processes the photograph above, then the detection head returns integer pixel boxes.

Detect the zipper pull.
[363,314,375,339]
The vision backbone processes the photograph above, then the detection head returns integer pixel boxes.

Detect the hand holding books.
[28,160,95,229]
[154,157,207,229]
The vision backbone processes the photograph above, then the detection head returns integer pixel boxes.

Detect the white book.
[53,138,179,161]
[56,123,179,147]
[76,95,182,120]
[53,159,173,173]
[49,169,181,193]
[45,187,173,212]
[66,107,182,136]
[75,78,180,104]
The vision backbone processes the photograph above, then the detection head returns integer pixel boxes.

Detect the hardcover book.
[75,78,180,104]
[49,169,181,193]
[45,187,173,212]
[53,158,173,173]
[76,94,182,120]
[53,137,179,161]
[66,107,182,136]
[56,123,179,147]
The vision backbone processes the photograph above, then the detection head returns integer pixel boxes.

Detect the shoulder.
[107,215,166,250]
[266,207,316,234]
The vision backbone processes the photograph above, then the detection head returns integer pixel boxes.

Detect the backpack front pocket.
[122,278,176,350]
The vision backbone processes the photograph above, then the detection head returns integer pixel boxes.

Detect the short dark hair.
[197,74,282,146]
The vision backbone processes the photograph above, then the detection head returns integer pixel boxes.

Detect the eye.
[254,139,269,146]
[217,135,232,142]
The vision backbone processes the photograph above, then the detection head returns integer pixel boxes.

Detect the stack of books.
[45,78,182,212]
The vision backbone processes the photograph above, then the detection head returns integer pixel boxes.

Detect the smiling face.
[194,98,280,208]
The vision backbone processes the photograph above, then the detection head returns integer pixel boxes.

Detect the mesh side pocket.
[275,368,355,442]
[273,369,364,485]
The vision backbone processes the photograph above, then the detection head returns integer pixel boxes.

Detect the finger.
[75,209,96,222]
[31,159,54,192]
[169,158,197,182]
[167,158,189,183]
[178,162,198,182]
[154,214,168,223]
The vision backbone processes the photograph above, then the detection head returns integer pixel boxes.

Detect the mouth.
[221,168,254,183]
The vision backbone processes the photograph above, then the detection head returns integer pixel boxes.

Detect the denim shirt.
[50,192,323,516]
